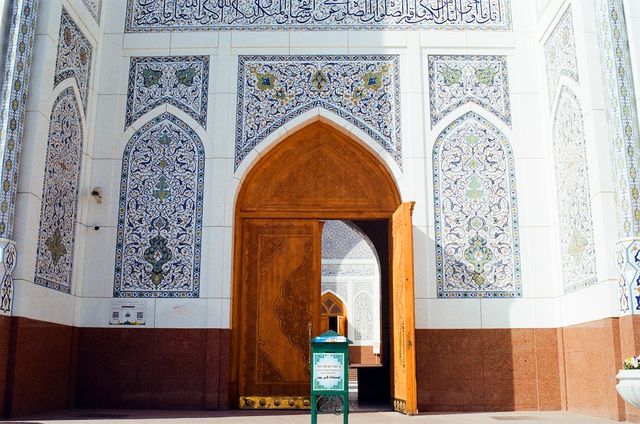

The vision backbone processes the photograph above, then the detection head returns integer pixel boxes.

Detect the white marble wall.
[536,0,620,327]
[10,0,624,330]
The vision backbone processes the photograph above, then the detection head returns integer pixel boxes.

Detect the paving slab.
[1,410,621,424]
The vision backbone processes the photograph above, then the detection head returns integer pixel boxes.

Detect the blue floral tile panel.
[433,111,521,298]
[428,55,511,127]
[34,87,84,294]
[126,56,209,129]
[54,8,93,112]
[235,55,401,169]
[114,113,204,298]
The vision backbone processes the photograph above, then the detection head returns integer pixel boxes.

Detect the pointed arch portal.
[231,121,417,414]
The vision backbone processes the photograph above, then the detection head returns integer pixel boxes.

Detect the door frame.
[230,122,413,410]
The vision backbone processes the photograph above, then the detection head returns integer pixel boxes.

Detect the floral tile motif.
[114,113,204,298]
[126,56,209,129]
[125,0,511,32]
[0,0,39,242]
[54,8,93,112]
[321,220,377,277]
[236,55,401,169]
[82,0,102,23]
[595,0,640,238]
[428,55,511,127]
[433,111,521,298]
[34,88,83,294]
[354,292,373,339]
[553,87,597,293]
[544,8,579,106]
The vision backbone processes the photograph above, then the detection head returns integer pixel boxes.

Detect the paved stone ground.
[1,410,621,424]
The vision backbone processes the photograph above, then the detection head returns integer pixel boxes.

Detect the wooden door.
[237,218,322,402]
[390,202,417,414]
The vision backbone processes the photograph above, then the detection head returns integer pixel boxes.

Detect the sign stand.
[310,330,353,424]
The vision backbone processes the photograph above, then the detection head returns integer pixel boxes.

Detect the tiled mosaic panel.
[354,292,373,339]
[615,239,640,313]
[0,0,39,241]
[595,0,640,238]
[433,111,521,298]
[322,220,376,260]
[126,0,511,31]
[34,88,83,294]
[126,56,209,129]
[544,8,579,106]
[553,87,597,293]
[321,220,377,277]
[428,55,511,127]
[82,0,102,23]
[114,113,204,298]
[0,243,16,313]
[54,8,93,112]
[236,55,401,168]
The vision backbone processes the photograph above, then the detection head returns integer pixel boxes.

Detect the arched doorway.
[231,121,417,414]
[320,292,348,336]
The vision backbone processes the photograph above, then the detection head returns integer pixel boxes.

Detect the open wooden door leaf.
[390,202,417,415]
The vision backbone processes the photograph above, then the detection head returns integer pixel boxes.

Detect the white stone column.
[0,0,38,315]
[595,0,640,313]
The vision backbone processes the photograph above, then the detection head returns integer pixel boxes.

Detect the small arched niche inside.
[321,220,381,366]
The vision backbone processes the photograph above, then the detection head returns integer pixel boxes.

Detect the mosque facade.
[0,0,639,421]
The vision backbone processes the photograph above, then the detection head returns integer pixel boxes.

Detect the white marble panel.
[18,111,48,198]
[412,225,430,299]
[480,298,536,328]
[12,194,41,282]
[97,34,127,95]
[515,158,552,227]
[418,298,482,329]
[27,34,56,113]
[154,298,208,328]
[101,0,127,34]
[12,279,53,322]
[519,226,561,298]
[79,226,116,298]
[560,280,619,327]
[92,95,126,159]
[200,226,225,299]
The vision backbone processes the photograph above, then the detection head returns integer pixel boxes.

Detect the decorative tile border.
[553,87,597,293]
[235,55,401,169]
[34,88,83,294]
[114,113,204,298]
[82,0,102,23]
[126,56,209,129]
[595,0,640,238]
[428,55,511,127]
[433,111,521,298]
[0,242,16,314]
[125,0,511,32]
[544,7,579,105]
[54,8,93,112]
[0,0,39,241]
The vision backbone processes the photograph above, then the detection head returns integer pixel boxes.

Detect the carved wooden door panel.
[238,218,322,402]
[390,202,418,415]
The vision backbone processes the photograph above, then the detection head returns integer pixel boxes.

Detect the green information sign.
[310,330,352,424]
[312,352,345,391]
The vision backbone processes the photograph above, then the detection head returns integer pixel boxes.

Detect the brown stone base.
[3,315,640,421]
[75,328,231,410]
[415,328,562,412]
[0,316,74,418]
[414,316,640,422]
[0,317,231,419]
